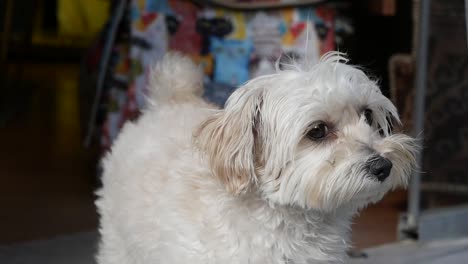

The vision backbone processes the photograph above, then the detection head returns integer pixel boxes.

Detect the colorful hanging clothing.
[87,0,346,150]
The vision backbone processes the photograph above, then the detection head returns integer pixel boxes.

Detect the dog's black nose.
[367,156,393,182]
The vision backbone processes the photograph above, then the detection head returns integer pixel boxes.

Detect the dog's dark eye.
[364,108,373,126]
[379,116,394,136]
[307,121,329,140]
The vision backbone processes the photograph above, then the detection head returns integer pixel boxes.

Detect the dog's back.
[95,53,218,264]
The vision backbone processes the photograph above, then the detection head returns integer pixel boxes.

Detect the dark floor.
[352,190,407,248]
[0,62,407,249]
[0,63,99,243]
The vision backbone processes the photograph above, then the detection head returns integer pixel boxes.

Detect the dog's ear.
[194,87,263,195]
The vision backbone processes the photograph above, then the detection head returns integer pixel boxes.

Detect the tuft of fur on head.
[195,51,418,212]
[147,52,203,106]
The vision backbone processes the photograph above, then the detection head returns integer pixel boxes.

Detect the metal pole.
[84,0,127,147]
[407,0,431,231]
[465,0,468,49]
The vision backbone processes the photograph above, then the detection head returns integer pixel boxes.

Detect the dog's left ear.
[194,87,263,195]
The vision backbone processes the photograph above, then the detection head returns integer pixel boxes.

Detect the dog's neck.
[218,191,354,263]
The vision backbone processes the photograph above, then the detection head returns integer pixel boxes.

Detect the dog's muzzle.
[366,156,393,182]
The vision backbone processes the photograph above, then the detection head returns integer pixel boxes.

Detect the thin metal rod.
[407,0,431,230]
[84,0,127,147]
[465,0,468,49]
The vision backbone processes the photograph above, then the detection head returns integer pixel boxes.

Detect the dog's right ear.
[194,87,263,195]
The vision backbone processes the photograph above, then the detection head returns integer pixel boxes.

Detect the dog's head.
[195,52,418,212]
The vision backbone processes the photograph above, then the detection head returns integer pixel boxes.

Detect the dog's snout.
[367,156,392,182]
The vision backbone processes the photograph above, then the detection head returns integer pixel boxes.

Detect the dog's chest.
[199,205,349,264]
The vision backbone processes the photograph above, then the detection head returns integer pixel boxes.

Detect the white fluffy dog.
[96,52,417,264]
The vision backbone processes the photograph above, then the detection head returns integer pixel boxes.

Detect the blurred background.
[1,0,467,263]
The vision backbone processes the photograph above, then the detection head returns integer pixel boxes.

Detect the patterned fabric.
[211,37,253,86]
[101,0,170,149]
[100,1,132,149]
[95,0,347,149]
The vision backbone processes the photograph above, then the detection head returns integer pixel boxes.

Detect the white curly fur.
[96,52,418,264]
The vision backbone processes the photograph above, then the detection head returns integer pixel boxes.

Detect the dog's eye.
[379,116,394,136]
[364,108,373,126]
[307,121,329,140]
